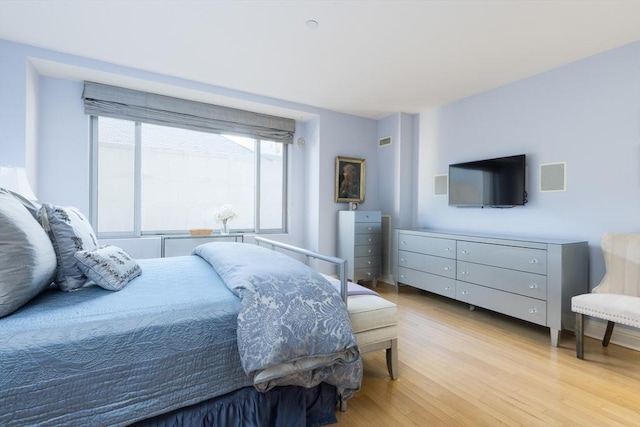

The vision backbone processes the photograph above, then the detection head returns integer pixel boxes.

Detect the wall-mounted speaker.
[434,174,448,196]
[540,162,566,192]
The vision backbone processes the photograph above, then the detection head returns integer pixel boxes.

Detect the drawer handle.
[400,258,406,262]
[461,250,469,255]
[401,241,407,245]
[367,261,372,265]
[530,259,538,264]
[461,270,469,275]
[445,247,452,252]
[528,308,538,314]
[367,226,372,231]
[444,286,451,290]
[367,249,372,254]
[366,272,372,277]
[400,274,406,279]
[367,238,372,242]
[461,291,469,295]
[529,283,538,289]
[444,267,451,271]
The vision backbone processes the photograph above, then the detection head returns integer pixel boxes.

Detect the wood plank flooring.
[336,284,640,426]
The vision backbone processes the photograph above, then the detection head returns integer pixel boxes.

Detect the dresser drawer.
[354,233,381,246]
[397,234,456,259]
[456,281,547,326]
[355,245,381,257]
[354,211,381,223]
[354,267,379,282]
[457,241,547,274]
[354,256,380,269]
[398,267,456,298]
[355,222,381,234]
[398,250,455,279]
[457,261,547,300]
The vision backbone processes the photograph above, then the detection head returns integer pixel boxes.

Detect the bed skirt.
[131,383,339,427]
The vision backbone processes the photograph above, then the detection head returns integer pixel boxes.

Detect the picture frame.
[335,156,365,203]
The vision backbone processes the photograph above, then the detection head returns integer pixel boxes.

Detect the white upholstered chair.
[571,233,640,359]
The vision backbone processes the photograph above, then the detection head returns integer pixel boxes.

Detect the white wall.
[0,39,379,261]
[415,41,640,290]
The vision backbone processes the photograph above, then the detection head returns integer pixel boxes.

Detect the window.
[91,116,287,236]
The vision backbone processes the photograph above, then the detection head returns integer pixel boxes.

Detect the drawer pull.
[401,241,407,246]
[444,286,451,290]
[461,291,469,295]
[528,308,538,314]
[461,250,469,255]
[367,226,372,231]
[529,283,538,289]
[461,270,469,275]
[366,272,372,277]
[367,238,372,242]
[367,261,372,265]
[530,259,538,264]
[400,274,406,279]
[400,258,406,262]
[445,247,452,252]
[444,267,451,271]
[367,249,372,254]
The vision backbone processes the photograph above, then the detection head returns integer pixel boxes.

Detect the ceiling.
[1,0,639,120]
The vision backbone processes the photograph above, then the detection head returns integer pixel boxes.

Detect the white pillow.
[74,245,142,291]
[0,189,57,317]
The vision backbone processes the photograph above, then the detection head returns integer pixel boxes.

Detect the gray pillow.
[0,189,57,317]
[74,245,142,291]
[38,204,98,291]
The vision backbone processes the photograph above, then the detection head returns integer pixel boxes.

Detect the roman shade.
[82,82,295,143]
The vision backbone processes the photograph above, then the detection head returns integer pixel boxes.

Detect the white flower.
[214,204,237,223]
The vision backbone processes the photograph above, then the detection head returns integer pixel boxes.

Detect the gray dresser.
[338,211,382,286]
[393,229,589,346]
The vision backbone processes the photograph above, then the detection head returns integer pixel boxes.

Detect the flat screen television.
[448,154,527,207]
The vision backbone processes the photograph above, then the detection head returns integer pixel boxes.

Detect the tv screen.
[448,154,526,207]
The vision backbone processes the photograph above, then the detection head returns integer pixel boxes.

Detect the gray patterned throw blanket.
[193,242,362,400]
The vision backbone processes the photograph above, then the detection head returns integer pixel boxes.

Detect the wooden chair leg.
[576,312,584,359]
[386,338,398,380]
[339,394,347,412]
[603,321,615,347]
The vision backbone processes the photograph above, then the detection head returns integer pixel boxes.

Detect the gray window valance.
[82,82,295,143]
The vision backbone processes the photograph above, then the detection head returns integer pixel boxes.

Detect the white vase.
[220,219,229,235]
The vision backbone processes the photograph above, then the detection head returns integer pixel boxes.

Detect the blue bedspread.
[193,242,363,400]
[0,256,252,427]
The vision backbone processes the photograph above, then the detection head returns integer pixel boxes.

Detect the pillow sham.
[74,245,142,291]
[38,204,98,291]
[0,189,57,317]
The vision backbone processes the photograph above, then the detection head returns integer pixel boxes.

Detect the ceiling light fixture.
[306,20,318,29]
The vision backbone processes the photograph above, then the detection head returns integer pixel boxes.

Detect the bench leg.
[386,338,398,380]
[603,321,615,347]
[576,312,584,359]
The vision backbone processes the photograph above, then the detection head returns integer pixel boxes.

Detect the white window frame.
[89,115,288,237]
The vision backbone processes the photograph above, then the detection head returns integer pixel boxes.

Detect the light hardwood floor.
[336,284,640,427]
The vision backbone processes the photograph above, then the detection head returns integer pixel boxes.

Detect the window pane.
[140,125,255,232]
[259,139,284,230]
[97,117,135,233]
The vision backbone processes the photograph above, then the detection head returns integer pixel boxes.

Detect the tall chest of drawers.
[338,211,381,286]
[394,229,589,346]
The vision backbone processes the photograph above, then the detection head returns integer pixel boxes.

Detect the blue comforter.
[194,242,363,400]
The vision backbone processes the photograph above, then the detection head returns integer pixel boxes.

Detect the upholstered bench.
[323,275,399,379]
[348,293,398,380]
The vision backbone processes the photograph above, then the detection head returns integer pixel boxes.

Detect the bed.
[0,189,362,426]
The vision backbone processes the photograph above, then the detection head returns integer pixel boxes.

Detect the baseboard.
[584,318,640,351]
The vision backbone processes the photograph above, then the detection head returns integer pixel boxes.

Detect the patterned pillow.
[74,245,142,291]
[38,204,98,291]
